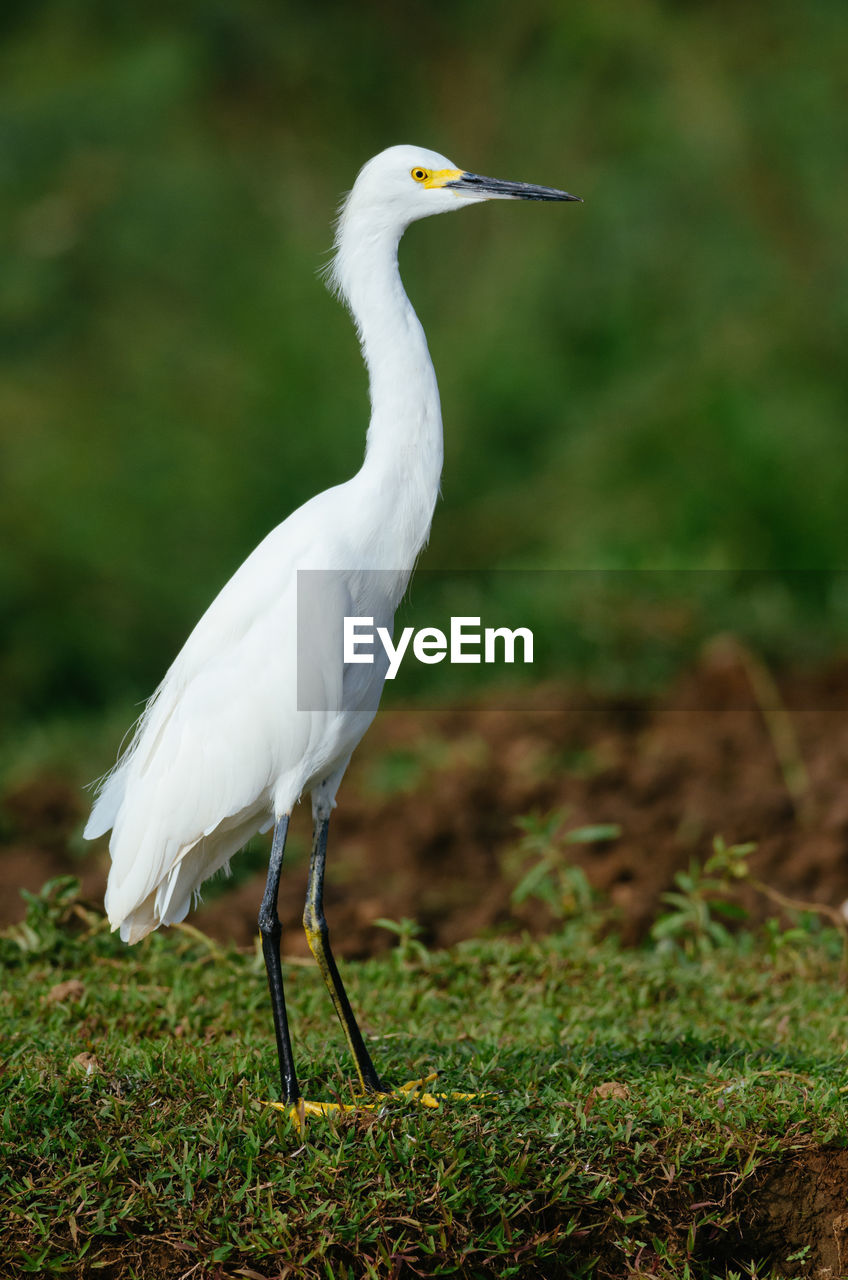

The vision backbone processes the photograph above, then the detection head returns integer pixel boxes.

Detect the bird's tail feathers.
[83,689,166,839]
[105,808,264,945]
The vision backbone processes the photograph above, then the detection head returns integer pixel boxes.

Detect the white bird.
[85,145,580,1112]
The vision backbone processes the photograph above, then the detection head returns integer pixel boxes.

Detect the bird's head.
[326,145,580,308]
[344,144,581,229]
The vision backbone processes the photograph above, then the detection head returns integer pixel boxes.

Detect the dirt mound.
[3,646,848,957]
[749,1146,848,1275]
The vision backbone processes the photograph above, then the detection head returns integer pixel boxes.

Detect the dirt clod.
[44,979,85,1004]
[69,1052,99,1076]
[745,1147,848,1274]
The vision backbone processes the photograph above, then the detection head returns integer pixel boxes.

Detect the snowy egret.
[85,145,580,1114]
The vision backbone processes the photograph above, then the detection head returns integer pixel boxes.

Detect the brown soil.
[3,642,848,959]
[748,1145,848,1275]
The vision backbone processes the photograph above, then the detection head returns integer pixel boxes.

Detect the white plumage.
[86,146,453,936]
[85,145,579,1106]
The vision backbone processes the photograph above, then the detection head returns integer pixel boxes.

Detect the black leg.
[258,815,299,1104]
[303,816,385,1093]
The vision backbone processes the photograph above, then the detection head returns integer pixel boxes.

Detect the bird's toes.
[389,1074,440,1107]
[395,1076,496,1105]
[259,1074,491,1129]
[260,1095,382,1131]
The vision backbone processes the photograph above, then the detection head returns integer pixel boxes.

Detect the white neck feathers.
[326,197,444,567]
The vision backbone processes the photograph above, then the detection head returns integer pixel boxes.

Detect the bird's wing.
[87,491,370,937]
[97,604,301,930]
[84,517,303,840]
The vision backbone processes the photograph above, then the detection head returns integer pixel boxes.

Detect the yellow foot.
[260,1097,363,1133]
[261,1073,490,1129]
[395,1073,485,1108]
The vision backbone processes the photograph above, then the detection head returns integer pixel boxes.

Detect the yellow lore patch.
[424,167,463,188]
[412,167,463,189]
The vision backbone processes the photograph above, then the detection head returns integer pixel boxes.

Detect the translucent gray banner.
[296,568,848,711]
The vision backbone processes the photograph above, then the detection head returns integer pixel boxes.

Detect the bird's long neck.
[333,214,444,569]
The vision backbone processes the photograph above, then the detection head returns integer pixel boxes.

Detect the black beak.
[446,172,582,202]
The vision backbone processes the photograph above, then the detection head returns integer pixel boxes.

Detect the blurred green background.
[1,0,846,745]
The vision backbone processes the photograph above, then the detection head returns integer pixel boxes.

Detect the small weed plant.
[508,806,620,923]
[651,836,755,957]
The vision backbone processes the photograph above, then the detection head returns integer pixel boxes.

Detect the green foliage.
[0,875,118,966]
[2,0,847,725]
[509,806,620,920]
[651,836,756,957]
[651,835,848,976]
[373,915,431,967]
[1,879,846,1277]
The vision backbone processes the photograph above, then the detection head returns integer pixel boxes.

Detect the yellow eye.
[411,168,429,183]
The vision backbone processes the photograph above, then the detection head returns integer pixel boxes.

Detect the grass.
[2,879,847,1278]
